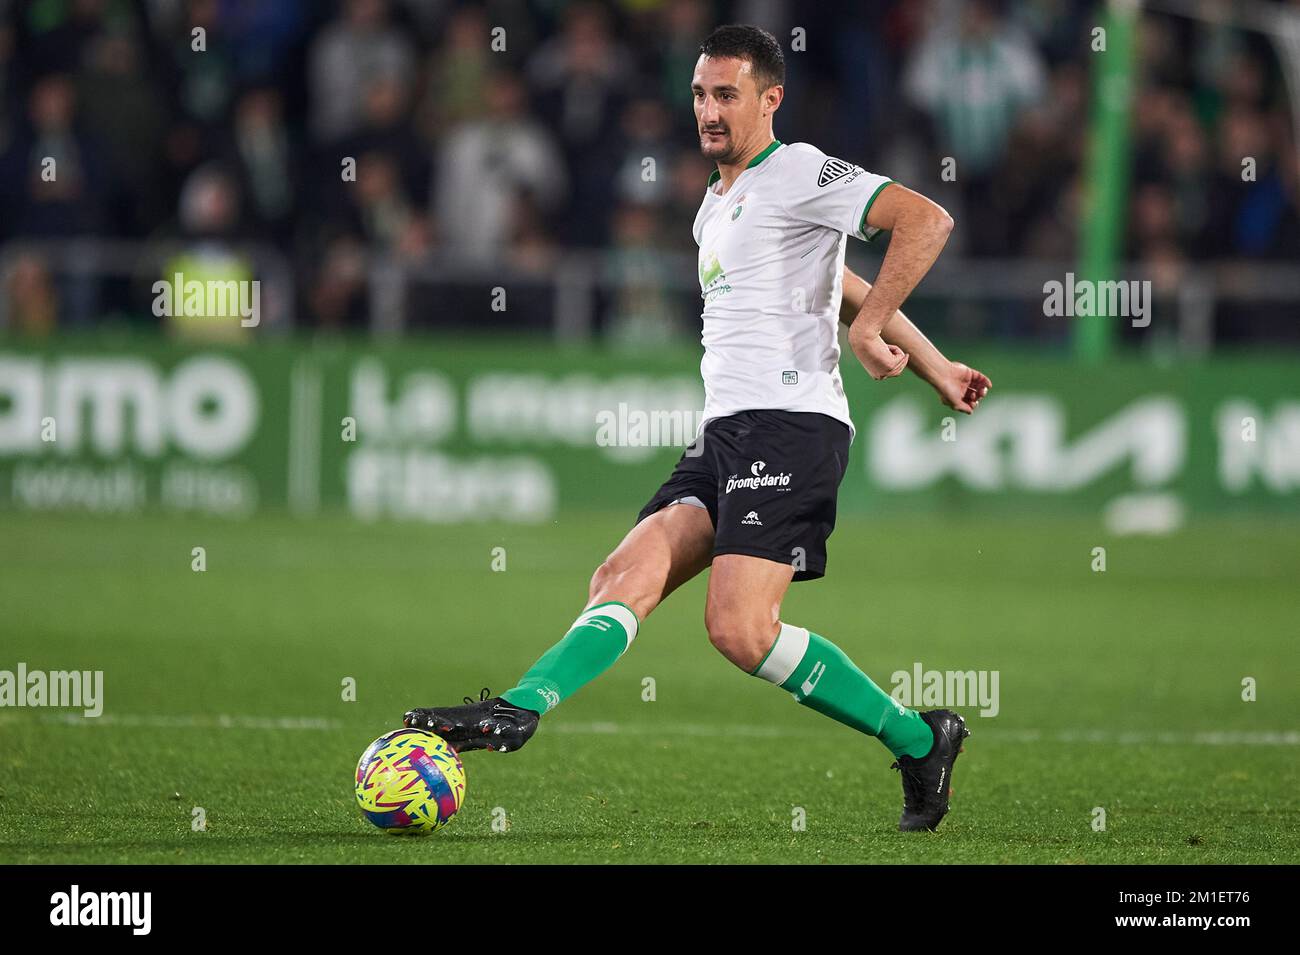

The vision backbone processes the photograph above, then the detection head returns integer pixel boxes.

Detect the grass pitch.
[1,509,1297,864]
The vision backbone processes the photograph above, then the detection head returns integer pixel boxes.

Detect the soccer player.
[406,24,991,832]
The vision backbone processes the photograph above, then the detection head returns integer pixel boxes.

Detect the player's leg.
[706,553,969,831]
[403,502,714,751]
[496,500,715,713]
[704,411,935,755]
[706,410,970,829]
[705,552,936,757]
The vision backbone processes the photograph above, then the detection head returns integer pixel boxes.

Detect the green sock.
[500,601,639,715]
[751,623,934,759]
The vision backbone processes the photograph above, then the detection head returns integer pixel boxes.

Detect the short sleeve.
[779,144,895,242]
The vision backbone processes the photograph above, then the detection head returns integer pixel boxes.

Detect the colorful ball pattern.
[355,728,466,834]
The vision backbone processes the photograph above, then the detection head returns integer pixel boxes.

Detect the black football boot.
[890,709,970,832]
[403,688,540,753]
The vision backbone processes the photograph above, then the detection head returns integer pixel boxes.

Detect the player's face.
[691,55,767,164]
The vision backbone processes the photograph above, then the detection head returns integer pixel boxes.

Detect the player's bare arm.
[844,184,954,381]
[840,266,991,414]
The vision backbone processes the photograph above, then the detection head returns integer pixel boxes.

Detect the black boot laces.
[891,758,927,812]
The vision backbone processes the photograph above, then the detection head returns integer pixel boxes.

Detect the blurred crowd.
[0,0,1298,340]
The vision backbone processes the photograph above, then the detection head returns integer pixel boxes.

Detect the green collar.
[707,139,783,188]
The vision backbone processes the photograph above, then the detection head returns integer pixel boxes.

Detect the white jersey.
[692,140,894,441]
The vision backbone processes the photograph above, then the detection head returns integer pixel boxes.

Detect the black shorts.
[635,410,851,581]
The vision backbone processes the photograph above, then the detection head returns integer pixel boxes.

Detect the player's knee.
[588,558,626,602]
[588,559,653,619]
[705,613,773,672]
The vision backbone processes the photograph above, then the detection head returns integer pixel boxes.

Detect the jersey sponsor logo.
[750,460,766,476]
[782,370,799,385]
[699,250,723,286]
[724,470,792,493]
[741,510,762,525]
[817,157,863,187]
[698,249,732,302]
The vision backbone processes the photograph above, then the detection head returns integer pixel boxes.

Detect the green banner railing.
[1,338,1297,520]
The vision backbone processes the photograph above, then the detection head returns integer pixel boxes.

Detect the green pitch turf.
[1,509,1297,864]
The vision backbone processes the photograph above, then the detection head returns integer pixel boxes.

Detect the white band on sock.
[754,622,810,685]
[570,601,639,652]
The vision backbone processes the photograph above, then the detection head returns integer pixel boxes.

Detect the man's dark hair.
[698,24,785,91]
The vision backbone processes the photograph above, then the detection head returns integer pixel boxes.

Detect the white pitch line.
[0,713,343,731]
[545,722,1300,747]
[2,714,1295,746]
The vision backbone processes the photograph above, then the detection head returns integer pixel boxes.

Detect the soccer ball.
[355,728,466,834]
